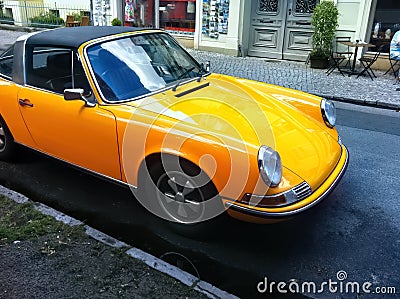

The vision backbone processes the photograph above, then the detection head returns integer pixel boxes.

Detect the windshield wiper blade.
[172,67,195,91]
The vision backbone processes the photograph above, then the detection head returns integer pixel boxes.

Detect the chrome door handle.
[19,99,34,107]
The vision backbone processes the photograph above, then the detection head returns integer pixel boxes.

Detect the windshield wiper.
[196,68,209,82]
[172,66,195,91]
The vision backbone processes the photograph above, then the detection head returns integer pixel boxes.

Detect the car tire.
[141,156,225,236]
[0,117,16,161]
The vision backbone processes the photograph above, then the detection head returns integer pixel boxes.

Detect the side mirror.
[204,61,210,72]
[64,88,84,100]
[64,88,95,107]
[200,61,210,73]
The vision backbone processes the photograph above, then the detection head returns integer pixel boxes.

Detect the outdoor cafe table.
[66,20,81,27]
[340,41,375,76]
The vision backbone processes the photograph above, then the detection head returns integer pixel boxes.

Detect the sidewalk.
[0,27,26,50]
[1,27,399,109]
[187,49,400,110]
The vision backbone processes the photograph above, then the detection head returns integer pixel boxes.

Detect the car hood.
[124,74,341,190]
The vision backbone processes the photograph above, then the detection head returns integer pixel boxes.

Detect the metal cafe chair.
[326,36,353,76]
[335,36,353,67]
[384,55,400,78]
[66,15,75,27]
[326,50,346,76]
[80,16,90,26]
[357,44,385,80]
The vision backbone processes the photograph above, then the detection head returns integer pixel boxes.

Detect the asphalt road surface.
[0,102,399,299]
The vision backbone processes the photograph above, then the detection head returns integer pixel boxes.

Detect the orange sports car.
[0,27,348,224]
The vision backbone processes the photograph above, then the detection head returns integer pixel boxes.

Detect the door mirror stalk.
[204,61,210,72]
[64,89,96,107]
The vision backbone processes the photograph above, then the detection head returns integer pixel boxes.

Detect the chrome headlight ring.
[321,98,336,128]
[257,146,282,188]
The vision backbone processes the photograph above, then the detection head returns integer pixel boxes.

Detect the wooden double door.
[248,0,319,61]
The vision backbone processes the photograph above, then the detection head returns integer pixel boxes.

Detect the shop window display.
[369,0,400,53]
[124,0,155,27]
[202,0,229,41]
[159,0,196,36]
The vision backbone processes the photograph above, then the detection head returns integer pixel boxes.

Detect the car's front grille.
[293,181,312,201]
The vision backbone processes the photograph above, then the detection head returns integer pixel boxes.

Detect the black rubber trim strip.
[175,82,210,98]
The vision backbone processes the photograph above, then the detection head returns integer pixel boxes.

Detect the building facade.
[110,0,399,63]
[2,0,398,63]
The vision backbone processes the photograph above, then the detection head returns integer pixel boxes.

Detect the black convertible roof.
[25,26,147,48]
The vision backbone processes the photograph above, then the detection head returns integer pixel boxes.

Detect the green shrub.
[0,15,14,25]
[71,12,81,22]
[310,1,339,58]
[30,11,64,28]
[111,18,122,26]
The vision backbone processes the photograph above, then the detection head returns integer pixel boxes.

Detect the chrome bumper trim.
[242,181,312,208]
[225,145,349,218]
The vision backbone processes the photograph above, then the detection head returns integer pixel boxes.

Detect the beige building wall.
[336,0,374,57]
[43,0,88,7]
[4,0,45,25]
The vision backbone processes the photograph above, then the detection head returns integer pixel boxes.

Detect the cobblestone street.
[1,28,399,109]
[188,49,400,109]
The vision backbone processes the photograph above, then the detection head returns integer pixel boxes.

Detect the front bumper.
[224,144,349,220]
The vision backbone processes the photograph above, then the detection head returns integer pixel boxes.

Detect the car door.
[17,46,121,180]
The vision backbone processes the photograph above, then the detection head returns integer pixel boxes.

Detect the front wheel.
[0,117,16,161]
[141,157,225,226]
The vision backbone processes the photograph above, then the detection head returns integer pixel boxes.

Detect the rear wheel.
[0,117,16,161]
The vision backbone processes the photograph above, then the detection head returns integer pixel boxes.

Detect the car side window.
[26,47,91,95]
[26,47,72,93]
[0,45,14,79]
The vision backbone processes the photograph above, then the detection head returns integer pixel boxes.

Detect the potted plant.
[310,1,339,69]
[111,18,122,26]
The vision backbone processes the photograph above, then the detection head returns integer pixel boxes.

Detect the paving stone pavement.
[0,29,26,50]
[1,28,399,109]
[187,49,400,109]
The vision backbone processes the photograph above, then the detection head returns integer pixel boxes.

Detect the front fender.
[233,76,338,139]
[125,121,263,201]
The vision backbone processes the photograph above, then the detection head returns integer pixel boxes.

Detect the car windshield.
[86,33,205,102]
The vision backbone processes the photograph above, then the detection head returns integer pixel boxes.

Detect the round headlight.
[321,98,336,128]
[257,146,282,187]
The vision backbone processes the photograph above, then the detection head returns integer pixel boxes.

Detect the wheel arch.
[137,152,219,194]
[0,114,15,141]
